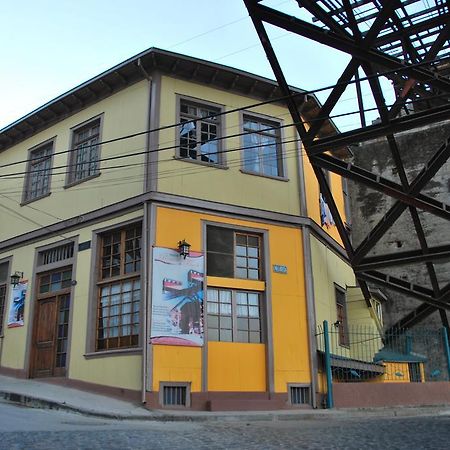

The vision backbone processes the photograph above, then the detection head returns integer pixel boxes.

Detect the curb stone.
[1,390,449,423]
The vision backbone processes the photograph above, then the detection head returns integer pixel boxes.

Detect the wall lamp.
[178,239,191,259]
[10,271,23,287]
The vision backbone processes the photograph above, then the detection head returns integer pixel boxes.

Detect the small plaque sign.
[273,264,288,274]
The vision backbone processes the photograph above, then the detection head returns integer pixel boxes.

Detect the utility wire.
[1,55,445,171]
[2,87,448,181]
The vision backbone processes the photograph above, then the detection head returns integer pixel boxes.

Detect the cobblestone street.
[0,403,449,449]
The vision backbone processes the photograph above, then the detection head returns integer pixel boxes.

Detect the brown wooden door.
[32,297,58,377]
[31,268,72,378]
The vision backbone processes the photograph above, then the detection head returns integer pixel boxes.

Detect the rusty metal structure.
[244,0,450,329]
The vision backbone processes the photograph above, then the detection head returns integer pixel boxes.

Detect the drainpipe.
[141,201,149,404]
[296,134,318,408]
[323,320,334,408]
[138,56,152,405]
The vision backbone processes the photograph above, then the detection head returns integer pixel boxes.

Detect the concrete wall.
[347,120,450,376]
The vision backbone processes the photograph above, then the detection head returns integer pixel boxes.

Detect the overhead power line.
[0,55,445,171]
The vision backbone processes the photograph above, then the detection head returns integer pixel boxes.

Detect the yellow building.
[0,48,369,410]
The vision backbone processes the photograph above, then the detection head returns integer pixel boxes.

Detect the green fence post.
[323,320,334,408]
[443,327,450,381]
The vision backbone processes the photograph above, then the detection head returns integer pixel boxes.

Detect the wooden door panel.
[32,297,57,378]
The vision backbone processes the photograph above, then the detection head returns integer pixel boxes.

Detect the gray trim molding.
[0,190,349,266]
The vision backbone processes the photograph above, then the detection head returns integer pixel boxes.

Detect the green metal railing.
[316,322,450,386]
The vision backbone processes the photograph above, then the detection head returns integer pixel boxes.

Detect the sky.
[0,0,394,132]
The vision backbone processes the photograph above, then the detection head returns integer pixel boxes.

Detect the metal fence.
[316,322,450,383]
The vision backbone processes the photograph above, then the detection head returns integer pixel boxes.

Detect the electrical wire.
[2,85,448,182]
[1,54,446,171]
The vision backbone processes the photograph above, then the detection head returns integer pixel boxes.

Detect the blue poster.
[8,281,27,328]
[151,247,204,346]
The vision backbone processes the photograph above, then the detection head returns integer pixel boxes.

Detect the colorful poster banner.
[151,247,204,346]
[8,281,27,328]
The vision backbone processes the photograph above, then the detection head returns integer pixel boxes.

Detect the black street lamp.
[178,240,191,259]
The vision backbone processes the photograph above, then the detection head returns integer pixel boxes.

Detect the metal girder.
[308,103,450,154]
[354,245,450,271]
[249,2,450,94]
[245,0,450,330]
[357,270,450,310]
[310,153,450,220]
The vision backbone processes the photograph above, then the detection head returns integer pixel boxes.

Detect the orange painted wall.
[152,206,311,393]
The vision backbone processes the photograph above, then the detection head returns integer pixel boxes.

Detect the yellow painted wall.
[153,206,310,393]
[302,150,346,245]
[156,76,301,216]
[0,210,144,391]
[207,342,266,391]
[382,362,411,383]
[311,235,355,328]
[152,345,202,392]
[0,80,149,242]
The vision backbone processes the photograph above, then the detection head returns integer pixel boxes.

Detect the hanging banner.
[8,281,27,328]
[151,247,204,346]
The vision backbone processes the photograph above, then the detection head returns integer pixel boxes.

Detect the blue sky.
[0,0,393,131]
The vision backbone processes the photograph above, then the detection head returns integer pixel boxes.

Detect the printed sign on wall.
[8,281,27,328]
[151,247,204,346]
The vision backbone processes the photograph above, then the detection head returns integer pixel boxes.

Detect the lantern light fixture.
[178,239,191,259]
[10,271,23,287]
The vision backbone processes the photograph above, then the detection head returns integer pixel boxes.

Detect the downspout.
[138,57,152,404]
[141,201,150,404]
[296,129,319,409]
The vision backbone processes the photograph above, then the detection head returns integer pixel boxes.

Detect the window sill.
[207,276,265,291]
[84,347,142,359]
[173,155,228,170]
[64,172,101,189]
[20,191,51,206]
[240,169,288,182]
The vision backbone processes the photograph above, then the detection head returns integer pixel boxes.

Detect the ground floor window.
[206,288,262,343]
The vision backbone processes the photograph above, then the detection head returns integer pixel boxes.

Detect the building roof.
[0,47,342,153]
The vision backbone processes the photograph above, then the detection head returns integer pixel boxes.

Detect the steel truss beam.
[244,0,450,329]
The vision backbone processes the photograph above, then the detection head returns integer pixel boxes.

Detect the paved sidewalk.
[0,374,449,422]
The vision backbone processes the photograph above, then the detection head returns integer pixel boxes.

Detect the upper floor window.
[179,99,222,165]
[23,142,53,203]
[96,223,141,351]
[68,118,101,184]
[242,115,283,178]
[207,226,262,280]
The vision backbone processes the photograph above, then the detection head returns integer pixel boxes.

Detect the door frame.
[30,275,72,378]
[25,238,78,379]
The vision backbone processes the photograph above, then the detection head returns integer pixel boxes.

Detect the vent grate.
[163,385,187,406]
[290,386,310,405]
[40,242,74,266]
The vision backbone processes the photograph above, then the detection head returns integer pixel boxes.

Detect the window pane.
[207,227,233,253]
[207,302,219,314]
[237,331,249,342]
[249,306,260,318]
[237,318,249,330]
[248,293,259,306]
[208,328,219,341]
[248,269,259,280]
[236,292,248,305]
[219,290,232,303]
[236,305,248,316]
[219,303,232,315]
[207,254,234,278]
[220,316,232,329]
[249,331,261,343]
[220,329,232,342]
[236,268,247,278]
[207,289,219,302]
[236,245,247,256]
[207,315,219,328]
